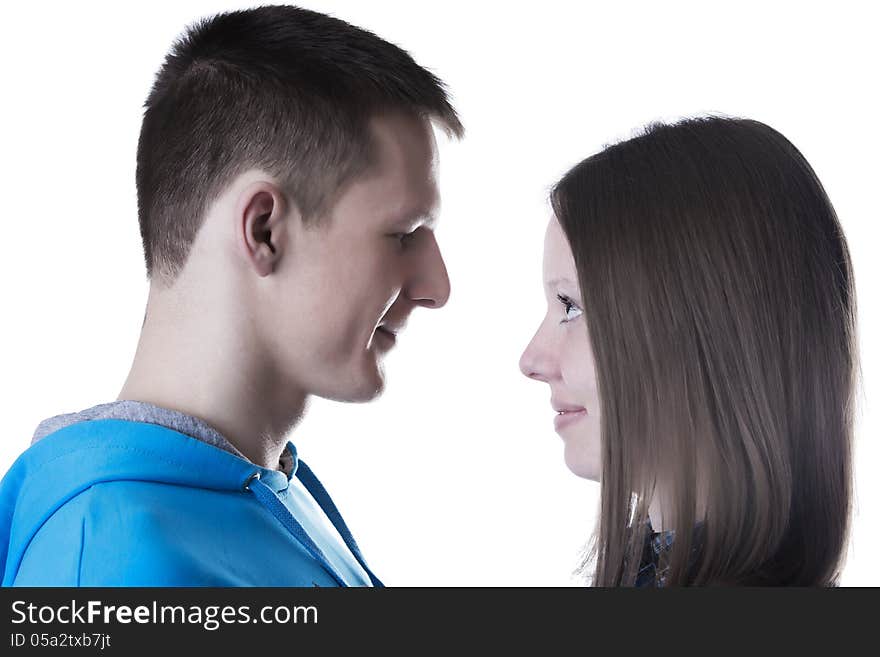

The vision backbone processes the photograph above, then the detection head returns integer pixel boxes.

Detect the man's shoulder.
[60,481,332,586]
[77,480,249,545]
[14,482,232,585]
[10,483,206,585]
[12,476,339,587]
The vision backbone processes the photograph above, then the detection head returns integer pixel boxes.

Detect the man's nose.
[406,232,451,309]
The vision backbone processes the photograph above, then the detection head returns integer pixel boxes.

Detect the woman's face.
[519,216,602,480]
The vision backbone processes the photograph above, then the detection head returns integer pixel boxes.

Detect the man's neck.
[117,386,304,471]
[118,299,307,470]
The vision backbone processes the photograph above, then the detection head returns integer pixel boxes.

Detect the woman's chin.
[564,448,600,481]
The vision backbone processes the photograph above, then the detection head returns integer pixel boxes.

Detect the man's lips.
[373,312,407,349]
[374,325,398,347]
[376,317,407,337]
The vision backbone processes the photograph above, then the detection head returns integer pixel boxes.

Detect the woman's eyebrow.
[545,276,575,288]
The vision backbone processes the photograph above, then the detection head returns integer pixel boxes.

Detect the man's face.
[267,113,449,402]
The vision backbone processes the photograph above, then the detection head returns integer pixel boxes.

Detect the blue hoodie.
[0,403,383,587]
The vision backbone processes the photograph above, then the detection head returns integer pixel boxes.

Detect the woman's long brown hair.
[552,117,858,586]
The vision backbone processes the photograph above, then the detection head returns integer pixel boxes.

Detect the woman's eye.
[557,293,583,322]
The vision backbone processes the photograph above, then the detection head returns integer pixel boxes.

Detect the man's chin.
[326,369,386,403]
[347,380,384,403]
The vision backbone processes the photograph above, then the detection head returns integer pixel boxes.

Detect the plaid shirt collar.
[634,518,676,587]
[633,518,707,587]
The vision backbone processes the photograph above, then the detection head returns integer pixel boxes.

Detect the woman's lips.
[553,408,587,432]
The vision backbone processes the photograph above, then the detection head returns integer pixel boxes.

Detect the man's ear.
[238,181,297,277]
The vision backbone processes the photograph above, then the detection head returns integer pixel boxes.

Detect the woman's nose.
[519,327,551,382]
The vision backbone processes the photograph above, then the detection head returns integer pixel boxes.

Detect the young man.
[0,5,462,586]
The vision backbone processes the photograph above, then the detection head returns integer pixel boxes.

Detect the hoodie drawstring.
[245,463,384,587]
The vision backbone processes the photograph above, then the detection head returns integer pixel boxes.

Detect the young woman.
[519,117,858,586]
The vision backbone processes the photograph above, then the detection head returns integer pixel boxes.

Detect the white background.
[1,0,876,586]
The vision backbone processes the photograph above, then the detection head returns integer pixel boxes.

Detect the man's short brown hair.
[136,5,463,286]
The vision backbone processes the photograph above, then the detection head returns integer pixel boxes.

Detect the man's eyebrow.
[391,209,437,230]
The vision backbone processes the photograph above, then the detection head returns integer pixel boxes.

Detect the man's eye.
[392,230,417,246]
[557,293,583,323]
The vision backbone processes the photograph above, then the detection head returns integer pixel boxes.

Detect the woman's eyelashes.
[556,293,583,323]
